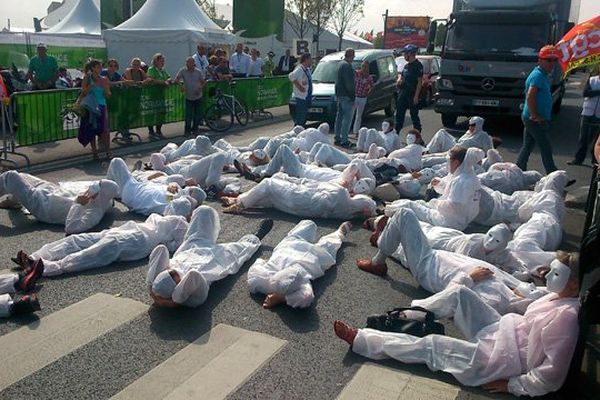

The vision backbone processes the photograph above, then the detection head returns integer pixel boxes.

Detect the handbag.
[366,306,445,337]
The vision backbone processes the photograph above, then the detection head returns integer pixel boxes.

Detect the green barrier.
[12,77,292,146]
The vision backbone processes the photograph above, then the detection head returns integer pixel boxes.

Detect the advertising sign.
[384,16,430,49]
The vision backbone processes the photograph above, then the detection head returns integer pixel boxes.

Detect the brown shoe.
[356,258,387,276]
[369,216,389,247]
[333,320,358,346]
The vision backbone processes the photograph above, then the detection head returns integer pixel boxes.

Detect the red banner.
[556,15,600,75]
[383,16,430,50]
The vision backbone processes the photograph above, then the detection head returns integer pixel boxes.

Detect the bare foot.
[263,293,286,308]
[220,196,237,206]
[333,320,358,346]
[223,203,245,214]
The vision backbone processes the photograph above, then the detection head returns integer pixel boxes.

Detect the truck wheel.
[384,96,396,117]
[441,113,457,128]
[552,96,563,115]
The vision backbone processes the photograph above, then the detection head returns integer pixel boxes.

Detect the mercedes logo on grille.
[481,77,496,91]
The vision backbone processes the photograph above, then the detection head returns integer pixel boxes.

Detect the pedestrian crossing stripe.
[0,293,148,391]
[111,323,287,400]
[336,363,461,400]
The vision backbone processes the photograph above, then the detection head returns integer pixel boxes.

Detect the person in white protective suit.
[107,157,206,217]
[0,171,119,234]
[426,116,494,153]
[335,251,580,398]
[233,125,304,158]
[147,206,273,308]
[357,208,534,315]
[149,150,226,188]
[289,123,331,152]
[240,144,377,195]
[384,146,484,230]
[478,162,542,194]
[474,170,568,228]
[0,258,44,318]
[384,129,425,171]
[247,220,352,308]
[375,121,401,154]
[221,172,377,220]
[357,128,384,152]
[373,168,435,202]
[308,142,385,168]
[159,135,219,163]
[481,149,503,171]
[17,213,188,277]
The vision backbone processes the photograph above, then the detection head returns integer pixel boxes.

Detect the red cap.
[538,45,559,60]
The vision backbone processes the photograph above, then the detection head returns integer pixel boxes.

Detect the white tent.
[103,0,235,69]
[44,0,101,35]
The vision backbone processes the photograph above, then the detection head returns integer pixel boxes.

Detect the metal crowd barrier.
[6,76,292,148]
[1,99,30,168]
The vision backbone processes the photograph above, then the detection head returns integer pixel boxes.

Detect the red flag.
[556,15,600,75]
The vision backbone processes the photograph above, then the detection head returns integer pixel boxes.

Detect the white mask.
[482,224,510,252]
[381,122,390,132]
[418,168,434,183]
[545,259,571,293]
[406,133,416,145]
[516,282,546,300]
[352,179,370,195]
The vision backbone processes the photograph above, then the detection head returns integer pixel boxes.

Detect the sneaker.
[11,294,41,315]
[20,259,44,292]
[233,159,245,175]
[254,219,274,240]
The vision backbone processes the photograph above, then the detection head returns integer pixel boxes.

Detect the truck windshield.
[311,60,363,83]
[445,22,548,59]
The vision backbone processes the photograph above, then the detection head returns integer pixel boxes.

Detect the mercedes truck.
[429,0,579,127]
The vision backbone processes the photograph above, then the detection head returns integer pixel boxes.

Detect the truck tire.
[441,113,457,128]
[384,96,396,117]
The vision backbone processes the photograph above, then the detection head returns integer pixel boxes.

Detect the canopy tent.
[103,0,235,69]
[44,0,101,35]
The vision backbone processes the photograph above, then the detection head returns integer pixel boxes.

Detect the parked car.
[289,49,398,126]
[394,54,441,106]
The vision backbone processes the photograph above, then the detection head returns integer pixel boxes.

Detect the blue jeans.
[294,97,310,126]
[335,96,354,143]
[516,119,557,174]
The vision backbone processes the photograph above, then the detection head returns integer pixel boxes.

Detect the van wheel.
[441,113,457,128]
[384,97,396,117]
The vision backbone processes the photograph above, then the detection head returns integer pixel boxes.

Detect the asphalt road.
[0,72,595,400]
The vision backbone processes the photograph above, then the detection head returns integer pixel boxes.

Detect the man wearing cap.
[26,43,59,90]
[516,45,559,174]
[395,44,423,132]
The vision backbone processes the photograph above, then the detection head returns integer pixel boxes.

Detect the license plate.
[472,99,500,107]
[308,107,323,113]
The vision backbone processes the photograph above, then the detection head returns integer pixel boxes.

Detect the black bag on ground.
[366,306,445,337]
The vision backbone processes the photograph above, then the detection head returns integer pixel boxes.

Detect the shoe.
[334,140,342,146]
[333,320,358,346]
[369,216,389,247]
[566,178,577,187]
[567,160,582,166]
[254,219,274,240]
[341,142,354,148]
[11,294,41,315]
[20,259,44,292]
[356,258,388,276]
[241,165,261,182]
[132,160,143,172]
[205,185,219,200]
[11,250,32,270]
[143,162,153,171]
[233,159,245,175]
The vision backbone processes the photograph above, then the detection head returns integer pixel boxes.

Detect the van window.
[386,57,397,76]
[369,60,379,82]
[377,58,390,80]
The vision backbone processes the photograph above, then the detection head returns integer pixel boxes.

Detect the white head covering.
[252,149,267,160]
[352,179,371,195]
[395,180,421,197]
[381,121,390,132]
[418,168,435,183]
[269,264,309,294]
[481,149,503,170]
[150,153,167,170]
[87,181,101,196]
[293,125,304,134]
[456,147,485,175]
[469,116,484,133]
[195,136,212,155]
[152,270,177,298]
[523,170,543,186]
[483,223,511,252]
[358,127,368,136]
[318,122,330,135]
[349,194,376,216]
[534,170,569,194]
[184,186,206,204]
[164,197,193,217]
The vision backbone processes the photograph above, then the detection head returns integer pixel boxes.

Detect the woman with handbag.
[78,59,111,160]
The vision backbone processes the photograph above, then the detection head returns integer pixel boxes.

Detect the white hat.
[87,181,101,196]
[37,42,48,49]
[152,270,177,298]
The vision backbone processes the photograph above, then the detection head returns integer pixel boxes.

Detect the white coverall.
[426,118,493,153]
[130,170,186,187]
[289,123,330,152]
[386,144,425,171]
[107,158,206,216]
[478,162,542,194]
[159,135,219,162]
[247,220,345,308]
[146,206,261,307]
[0,171,118,232]
[481,149,503,171]
[237,173,376,220]
[352,288,580,397]
[149,151,226,188]
[0,273,19,317]
[357,128,385,152]
[263,145,376,194]
[385,147,484,230]
[377,208,530,315]
[32,213,188,277]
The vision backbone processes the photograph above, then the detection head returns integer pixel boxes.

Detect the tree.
[330,0,364,51]
[306,0,335,55]
[286,0,312,39]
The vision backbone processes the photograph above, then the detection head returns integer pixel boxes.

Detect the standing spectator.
[230,43,251,78]
[247,49,264,77]
[101,59,123,84]
[78,59,111,160]
[215,57,233,81]
[26,43,58,90]
[174,57,205,136]
[277,49,296,75]
[352,60,374,136]
[395,44,423,132]
[334,48,356,147]
[146,53,171,139]
[516,45,559,174]
[569,65,600,165]
[289,52,313,127]
[55,67,72,89]
[192,43,209,74]
[206,55,219,80]
[123,57,148,82]
[263,51,275,77]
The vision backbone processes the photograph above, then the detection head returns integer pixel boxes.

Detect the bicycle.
[205,81,249,132]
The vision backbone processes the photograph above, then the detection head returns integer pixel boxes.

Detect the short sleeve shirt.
[175,67,205,100]
[28,55,58,83]
[101,69,122,82]
[147,66,170,81]
[522,66,552,121]
[399,59,423,95]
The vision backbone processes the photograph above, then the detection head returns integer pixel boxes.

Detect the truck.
[428,0,579,127]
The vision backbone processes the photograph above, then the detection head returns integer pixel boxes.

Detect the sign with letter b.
[294,39,310,56]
